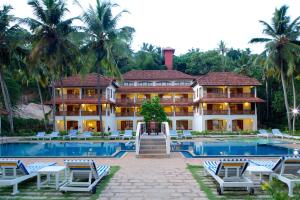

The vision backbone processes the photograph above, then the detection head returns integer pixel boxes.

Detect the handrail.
[161,122,170,155]
[135,122,145,156]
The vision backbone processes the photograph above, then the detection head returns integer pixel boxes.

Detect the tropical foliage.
[139,97,168,123]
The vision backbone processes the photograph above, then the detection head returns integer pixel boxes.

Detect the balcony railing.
[204,93,227,98]
[56,111,80,116]
[116,98,135,104]
[116,112,134,117]
[231,110,255,115]
[174,98,193,103]
[136,98,150,104]
[82,94,98,99]
[160,98,173,103]
[203,110,229,115]
[165,112,174,116]
[230,93,254,98]
[175,112,193,116]
[81,111,106,116]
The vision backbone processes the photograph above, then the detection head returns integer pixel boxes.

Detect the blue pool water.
[172,140,294,157]
[0,142,135,157]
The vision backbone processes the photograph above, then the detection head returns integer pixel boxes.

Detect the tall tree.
[217,40,227,71]
[250,5,300,130]
[80,0,133,134]
[23,0,81,131]
[0,5,27,133]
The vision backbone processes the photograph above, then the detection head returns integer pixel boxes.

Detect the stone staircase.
[137,135,169,158]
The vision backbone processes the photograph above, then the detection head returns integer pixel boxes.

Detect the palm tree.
[218,40,228,71]
[23,0,81,131]
[0,5,27,133]
[80,0,133,134]
[250,5,300,130]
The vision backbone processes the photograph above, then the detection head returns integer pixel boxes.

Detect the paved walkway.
[99,153,206,200]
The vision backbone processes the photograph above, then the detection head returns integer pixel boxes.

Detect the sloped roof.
[122,70,194,81]
[54,73,118,88]
[117,86,193,93]
[194,72,261,86]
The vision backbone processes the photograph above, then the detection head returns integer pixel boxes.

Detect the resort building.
[49,48,264,132]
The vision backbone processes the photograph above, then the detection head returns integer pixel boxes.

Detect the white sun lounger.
[0,159,56,195]
[60,160,110,194]
[204,158,254,195]
[269,156,300,197]
[78,131,92,140]
[272,129,291,139]
[35,132,46,140]
[45,131,60,140]
[123,130,133,140]
[257,129,272,138]
[169,130,178,139]
[110,131,120,139]
[182,130,193,139]
[63,130,78,140]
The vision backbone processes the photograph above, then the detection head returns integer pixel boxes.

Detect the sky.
[1,0,300,55]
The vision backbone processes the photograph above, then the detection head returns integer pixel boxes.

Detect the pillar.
[78,117,83,133]
[227,119,232,132]
[172,119,176,130]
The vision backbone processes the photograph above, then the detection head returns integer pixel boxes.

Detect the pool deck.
[5,152,279,200]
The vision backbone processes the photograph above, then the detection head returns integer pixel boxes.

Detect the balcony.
[165,112,174,116]
[230,93,254,98]
[81,111,106,116]
[82,94,98,99]
[204,93,227,98]
[136,98,150,104]
[160,98,173,103]
[203,110,229,115]
[231,110,255,115]
[116,98,135,104]
[175,112,193,116]
[116,111,134,117]
[56,111,80,116]
[174,98,193,103]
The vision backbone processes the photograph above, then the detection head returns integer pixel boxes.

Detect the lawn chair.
[35,132,46,140]
[257,129,272,138]
[169,130,178,139]
[123,130,133,140]
[203,158,254,195]
[78,131,92,140]
[60,160,110,194]
[109,131,120,139]
[63,130,78,140]
[0,159,56,195]
[272,129,291,139]
[182,130,192,139]
[45,131,60,140]
[269,156,300,197]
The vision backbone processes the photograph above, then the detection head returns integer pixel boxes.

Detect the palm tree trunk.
[51,78,56,131]
[265,79,269,121]
[36,79,47,131]
[280,62,292,130]
[0,68,14,133]
[97,70,103,137]
[292,76,297,132]
[60,78,66,131]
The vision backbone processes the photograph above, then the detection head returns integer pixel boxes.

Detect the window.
[137,81,153,86]
[184,81,191,86]
[123,82,134,86]
[156,81,172,86]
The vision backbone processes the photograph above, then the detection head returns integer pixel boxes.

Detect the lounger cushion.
[250,159,281,170]
[96,165,110,177]
[203,161,219,174]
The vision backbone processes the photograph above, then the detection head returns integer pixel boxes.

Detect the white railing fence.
[135,122,145,155]
[161,122,170,155]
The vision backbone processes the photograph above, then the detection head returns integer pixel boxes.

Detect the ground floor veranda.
[55,115,257,132]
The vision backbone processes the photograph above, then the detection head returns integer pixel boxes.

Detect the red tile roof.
[196,97,264,103]
[54,73,117,88]
[122,70,194,80]
[117,86,193,93]
[194,72,261,86]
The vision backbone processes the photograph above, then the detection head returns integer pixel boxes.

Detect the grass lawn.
[187,165,270,200]
[0,166,120,200]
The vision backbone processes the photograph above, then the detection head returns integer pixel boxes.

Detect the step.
[139,149,167,154]
[140,140,166,145]
[136,154,170,158]
[140,145,166,150]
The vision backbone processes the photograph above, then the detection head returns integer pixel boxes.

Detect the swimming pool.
[172,139,295,158]
[0,142,135,158]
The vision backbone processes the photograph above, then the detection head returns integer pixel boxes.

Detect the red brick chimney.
[163,47,175,70]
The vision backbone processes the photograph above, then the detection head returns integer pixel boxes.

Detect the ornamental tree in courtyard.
[139,97,168,123]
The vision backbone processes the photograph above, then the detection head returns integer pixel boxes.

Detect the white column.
[133,120,137,132]
[79,88,82,99]
[78,117,83,132]
[172,119,176,130]
[228,87,230,98]
[254,87,257,97]
[105,104,108,132]
[253,116,257,131]
[227,119,232,132]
